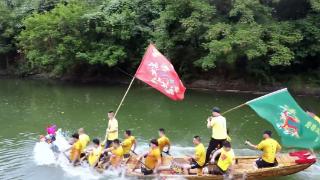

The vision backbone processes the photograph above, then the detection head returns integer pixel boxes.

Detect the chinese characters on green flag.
[246,88,320,149]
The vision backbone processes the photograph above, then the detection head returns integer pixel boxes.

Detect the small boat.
[123,153,316,179]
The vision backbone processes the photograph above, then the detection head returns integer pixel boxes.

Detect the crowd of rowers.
[41,107,282,177]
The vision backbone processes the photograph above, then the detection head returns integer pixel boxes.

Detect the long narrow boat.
[123,153,316,179]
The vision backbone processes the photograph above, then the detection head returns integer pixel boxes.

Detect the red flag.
[135,44,186,100]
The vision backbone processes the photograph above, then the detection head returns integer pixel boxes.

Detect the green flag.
[246,88,320,149]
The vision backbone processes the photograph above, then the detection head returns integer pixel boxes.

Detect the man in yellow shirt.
[175,136,205,176]
[157,128,170,155]
[104,111,118,148]
[138,139,162,175]
[78,128,90,154]
[210,141,235,177]
[69,133,82,166]
[104,139,124,169]
[87,138,102,167]
[121,130,136,158]
[245,130,281,168]
[206,107,227,163]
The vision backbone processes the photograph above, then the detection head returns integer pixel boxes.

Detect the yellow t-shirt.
[106,118,118,140]
[157,136,170,152]
[145,147,161,170]
[217,148,235,171]
[257,138,281,163]
[79,134,90,153]
[110,146,124,167]
[195,143,206,166]
[70,140,82,161]
[122,136,136,155]
[210,116,227,139]
[88,146,102,166]
[314,115,320,123]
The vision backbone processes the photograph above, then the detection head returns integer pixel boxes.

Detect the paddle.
[163,150,171,156]
[130,150,152,170]
[63,151,71,163]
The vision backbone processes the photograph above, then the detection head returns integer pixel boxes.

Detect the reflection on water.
[0,78,319,179]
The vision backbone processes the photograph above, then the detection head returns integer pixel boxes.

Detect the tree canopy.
[0,0,319,85]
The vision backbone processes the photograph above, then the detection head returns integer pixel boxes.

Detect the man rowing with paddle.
[173,136,206,176]
[78,128,90,156]
[206,107,228,163]
[136,139,162,175]
[122,130,136,158]
[69,133,83,166]
[157,128,171,155]
[245,130,281,169]
[104,111,118,148]
[86,138,103,167]
[209,141,235,178]
[101,139,124,169]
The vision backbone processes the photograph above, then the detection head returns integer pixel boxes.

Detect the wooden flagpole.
[222,103,247,115]
[114,76,136,118]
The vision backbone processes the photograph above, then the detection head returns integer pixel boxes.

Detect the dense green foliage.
[0,0,319,85]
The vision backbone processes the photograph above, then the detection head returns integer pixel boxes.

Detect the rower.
[157,128,170,155]
[245,130,281,168]
[206,107,228,163]
[78,128,90,155]
[138,139,161,175]
[174,136,205,176]
[87,138,103,167]
[69,133,83,166]
[104,111,118,148]
[210,141,235,178]
[103,139,124,169]
[121,130,136,158]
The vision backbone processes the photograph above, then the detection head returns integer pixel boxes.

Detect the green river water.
[0,78,319,180]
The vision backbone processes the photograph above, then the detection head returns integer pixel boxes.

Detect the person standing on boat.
[122,130,136,158]
[245,130,282,168]
[157,128,171,155]
[69,133,83,166]
[78,128,90,155]
[206,107,228,163]
[104,111,118,148]
[209,141,235,177]
[138,139,162,175]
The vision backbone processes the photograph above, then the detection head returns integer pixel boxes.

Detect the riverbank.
[1,72,320,97]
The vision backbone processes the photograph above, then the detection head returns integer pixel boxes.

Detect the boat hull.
[125,154,315,179]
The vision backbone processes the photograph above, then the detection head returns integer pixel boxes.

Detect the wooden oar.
[63,152,71,163]
[163,151,171,156]
[130,150,152,170]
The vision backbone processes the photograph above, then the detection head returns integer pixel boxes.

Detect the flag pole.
[222,103,247,115]
[112,44,151,118]
[114,76,136,118]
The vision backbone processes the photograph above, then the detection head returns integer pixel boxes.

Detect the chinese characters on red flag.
[135,44,186,100]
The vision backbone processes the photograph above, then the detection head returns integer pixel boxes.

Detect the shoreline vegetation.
[0,0,319,96]
[1,72,319,97]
